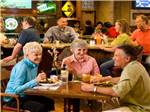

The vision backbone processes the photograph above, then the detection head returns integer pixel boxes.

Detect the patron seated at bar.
[131,15,150,56]
[4,42,54,112]
[83,20,94,35]
[131,15,150,75]
[43,17,78,43]
[81,44,150,112]
[99,19,133,76]
[131,15,150,62]
[3,16,41,63]
[91,21,105,45]
[103,21,118,38]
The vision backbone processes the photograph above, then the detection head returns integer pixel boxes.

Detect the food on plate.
[40,79,47,83]
[40,75,60,83]
[50,75,59,83]
[94,81,114,87]
[90,74,102,83]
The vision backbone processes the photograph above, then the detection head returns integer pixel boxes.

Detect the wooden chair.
[0,68,21,112]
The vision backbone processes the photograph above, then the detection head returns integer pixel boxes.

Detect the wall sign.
[62,1,75,17]
[5,18,18,30]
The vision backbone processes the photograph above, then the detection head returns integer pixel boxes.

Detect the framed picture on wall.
[81,1,94,10]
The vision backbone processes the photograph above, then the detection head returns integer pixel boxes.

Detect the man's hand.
[43,37,49,43]
[3,43,22,63]
[3,56,14,63]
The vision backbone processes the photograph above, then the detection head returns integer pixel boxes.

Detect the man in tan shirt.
[81,44,150,112]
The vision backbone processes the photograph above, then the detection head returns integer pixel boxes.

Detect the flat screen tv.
[0,0,32,9]
[37,1,56,14]
[132,0,150,9]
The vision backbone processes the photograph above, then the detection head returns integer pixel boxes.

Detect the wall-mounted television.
[37,1,56,14]
[132,0,150,9]
[0,0,32,9]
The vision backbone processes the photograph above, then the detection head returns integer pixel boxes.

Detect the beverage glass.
[60,70,69,83]
[90,40,95,46]
[56,40,60,46]
[82,74,91,83]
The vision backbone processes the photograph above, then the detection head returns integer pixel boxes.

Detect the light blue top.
[4,58,38,102]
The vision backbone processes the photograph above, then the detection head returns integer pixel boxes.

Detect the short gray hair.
[70,39,88,50]
[23,42,42,56]
[137,15,149,24]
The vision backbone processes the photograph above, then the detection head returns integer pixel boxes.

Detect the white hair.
[23,42,42,56]
[70,39,88,51]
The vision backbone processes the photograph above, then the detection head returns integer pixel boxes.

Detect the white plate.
[39,81,61,87]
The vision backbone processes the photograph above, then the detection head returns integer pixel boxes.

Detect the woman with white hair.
[62,39,100,78]
[4,42,54,112]
[62,39,100,112]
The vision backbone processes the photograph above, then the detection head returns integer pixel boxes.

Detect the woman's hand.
[81,82,95,92]
[36,72,47,83]
[90,74,102,83]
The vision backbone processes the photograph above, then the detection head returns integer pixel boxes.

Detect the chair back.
[0,68,11,92]
[0,68,22,112]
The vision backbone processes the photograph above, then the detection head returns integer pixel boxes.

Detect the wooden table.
[25,81,111,111]
[25,81,110,100]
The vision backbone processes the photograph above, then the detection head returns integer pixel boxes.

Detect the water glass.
[60,70,69,83]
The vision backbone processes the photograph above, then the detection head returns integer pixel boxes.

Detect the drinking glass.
[60,70,69,83]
